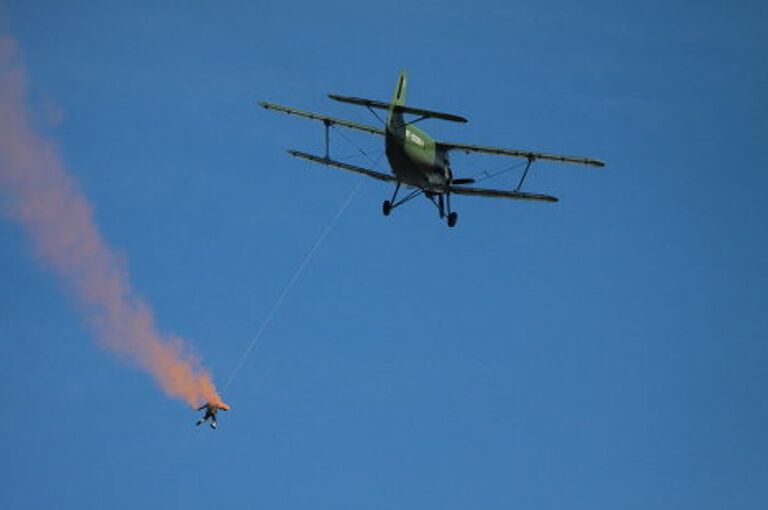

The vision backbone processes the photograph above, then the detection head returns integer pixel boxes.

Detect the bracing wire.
[330,125,381,162]
[470,160,527,184]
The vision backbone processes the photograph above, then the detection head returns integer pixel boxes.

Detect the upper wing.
[259,101,385,136]
[438,141,606,168]
[288,150,398,184]
[449,185,558,202]
[328,95,468,123]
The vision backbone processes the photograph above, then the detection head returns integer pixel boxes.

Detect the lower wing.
[289,150,555,201]
[449,185,558,202]
[288,150,397,183]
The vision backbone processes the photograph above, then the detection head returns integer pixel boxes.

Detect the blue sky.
[1,1,766,508]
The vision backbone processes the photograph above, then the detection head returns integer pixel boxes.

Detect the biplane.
[260,71,604,227]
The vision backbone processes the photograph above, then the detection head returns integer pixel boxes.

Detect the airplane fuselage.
[382,70,452,192]
[386,122,451,191]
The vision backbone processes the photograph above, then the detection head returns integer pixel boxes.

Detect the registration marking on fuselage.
[405,129,425,147]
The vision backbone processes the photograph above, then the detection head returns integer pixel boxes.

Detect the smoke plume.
[0,36,224,409]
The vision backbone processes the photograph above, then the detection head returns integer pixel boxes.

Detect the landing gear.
[382,182,401,217]
[382,181,424,217]
[381,181,460,227]
[443,191,458,228]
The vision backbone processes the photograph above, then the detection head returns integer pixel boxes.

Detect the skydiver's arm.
[197,405,206,411]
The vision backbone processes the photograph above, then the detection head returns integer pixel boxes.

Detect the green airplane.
[260,71,604,227]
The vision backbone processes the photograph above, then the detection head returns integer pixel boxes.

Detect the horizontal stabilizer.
[328,94,468,123]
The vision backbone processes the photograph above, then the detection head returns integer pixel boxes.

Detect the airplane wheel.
[382,200,392,216]
[448,212,458,227]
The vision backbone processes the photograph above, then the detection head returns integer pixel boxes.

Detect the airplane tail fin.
[391,70,407,107]
[387,70,407,129]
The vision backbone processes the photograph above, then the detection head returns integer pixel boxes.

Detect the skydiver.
[196,401,230,429]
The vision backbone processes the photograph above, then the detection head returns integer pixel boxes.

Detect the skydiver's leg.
[197,411,211,426]
[210,416,217,429]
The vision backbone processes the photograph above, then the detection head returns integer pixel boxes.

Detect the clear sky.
[1,1,766,509]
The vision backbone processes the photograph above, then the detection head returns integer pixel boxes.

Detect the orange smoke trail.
[0,36,224,409]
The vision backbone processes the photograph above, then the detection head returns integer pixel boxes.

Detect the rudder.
[387,70,407,129]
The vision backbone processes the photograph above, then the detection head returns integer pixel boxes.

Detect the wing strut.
[516,157,534,191]
[324,120,330,159]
